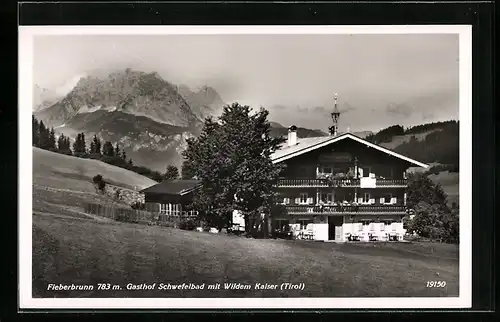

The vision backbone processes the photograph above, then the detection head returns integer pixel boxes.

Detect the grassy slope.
[378,130,440,150]
[33,147,157,192]
[33,214,459,298]
[32,147,157,220]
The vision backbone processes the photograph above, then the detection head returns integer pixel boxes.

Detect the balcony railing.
[284,204,406,215]
[276,178,407,188]
[277,179,360,188]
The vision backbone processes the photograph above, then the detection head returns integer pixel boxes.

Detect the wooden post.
[316,188,320,205]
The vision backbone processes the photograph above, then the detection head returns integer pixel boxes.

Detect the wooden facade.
[140,180,201,218]
[271,131,428,242]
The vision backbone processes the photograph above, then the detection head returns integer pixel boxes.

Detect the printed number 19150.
[426,281,446,288]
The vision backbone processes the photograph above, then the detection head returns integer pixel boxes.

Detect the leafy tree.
[121,150,127,160]
[405,172,458,243]
[181,102,285,236]
[164,165,179,180]
[406,172,448,212]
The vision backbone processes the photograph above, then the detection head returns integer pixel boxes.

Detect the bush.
[97,180,106,192]
[179,217,198,231]
[131,201,146,210]
[93,174,103,184]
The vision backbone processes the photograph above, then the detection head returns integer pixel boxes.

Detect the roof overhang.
[271,133,429,168]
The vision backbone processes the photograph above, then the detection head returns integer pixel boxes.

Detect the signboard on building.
[318,152,352,163]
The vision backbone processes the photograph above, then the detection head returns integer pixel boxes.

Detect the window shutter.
[379,197,384,204]
[357,197,363,204]
[295,197,300,204]
[308,197,313,204]
[370,198,375,204]
[391,197,397,204]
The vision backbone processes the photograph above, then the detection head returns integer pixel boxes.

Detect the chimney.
[287,125,298,146]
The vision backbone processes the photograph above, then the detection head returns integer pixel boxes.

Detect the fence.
[83,202,197,227]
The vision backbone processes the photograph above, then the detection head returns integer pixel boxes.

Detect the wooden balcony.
[276,178,407,188]
[277,179,360,188]
[284,204,407,215]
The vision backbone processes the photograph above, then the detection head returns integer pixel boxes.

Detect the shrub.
[179,217,198,231]
[97,180,106,193]
[131,201,146,210]
[93,174,103,184]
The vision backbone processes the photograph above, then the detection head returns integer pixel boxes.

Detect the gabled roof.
[271,132,429,168]
[139,179,202,195]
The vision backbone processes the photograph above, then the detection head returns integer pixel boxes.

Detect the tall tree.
[32,115,39,147]
[114,143,121,157]
[405,172,457,243]
[38,120,50,149]
[164,165,179,180]
[90,135,102,155]
[182,102,285,235]
[48,128,56,150]
[102,141,115,157]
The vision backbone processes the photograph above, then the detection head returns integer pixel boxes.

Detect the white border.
[19,25,472,310]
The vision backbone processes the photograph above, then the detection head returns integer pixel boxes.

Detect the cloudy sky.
[33,33,459,132]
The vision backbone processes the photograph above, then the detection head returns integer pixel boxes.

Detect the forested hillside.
[366,120,459,172]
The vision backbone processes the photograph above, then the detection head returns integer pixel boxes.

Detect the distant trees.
[102,141,115,157]
[72,133,87,156]
[365,121,459,172]
[31,115,166,183]
[89,135,102,156]
[365,125,405,144]
[405,172,458,243]
[56,133,72,155]
[164,165,179,180]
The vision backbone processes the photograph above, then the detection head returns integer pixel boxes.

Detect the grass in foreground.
[33,213,459,298]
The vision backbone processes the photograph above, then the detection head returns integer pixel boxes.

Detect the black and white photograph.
[19,26,472,309]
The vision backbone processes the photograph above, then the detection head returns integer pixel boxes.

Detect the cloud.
[385,103,413,117]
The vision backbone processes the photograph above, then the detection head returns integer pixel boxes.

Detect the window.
[299,193,308,204]
[282,197,290,205]
[361,167,371,178]
[383,193,392,204]
[274,219,289,231]
[363,193,370,204]
[159,203,181,216]
[296,219,312,230]
[320,192,333,204]
[322,166,332,174]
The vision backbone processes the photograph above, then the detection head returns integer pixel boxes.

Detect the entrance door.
[328,216,343,241]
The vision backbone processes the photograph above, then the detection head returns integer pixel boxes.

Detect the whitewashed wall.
[312,217,329,241]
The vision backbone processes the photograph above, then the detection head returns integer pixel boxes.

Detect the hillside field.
[33,147,157,192]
